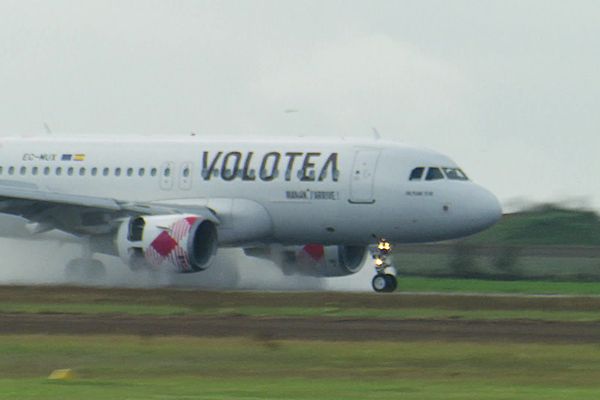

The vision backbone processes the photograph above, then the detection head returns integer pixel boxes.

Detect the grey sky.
[1,0,599,209]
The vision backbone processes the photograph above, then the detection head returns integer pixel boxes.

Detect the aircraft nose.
[468,185,502,232]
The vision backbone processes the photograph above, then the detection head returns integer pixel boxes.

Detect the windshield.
[442,168,469,181]
[409,167,424,181]
[408,166,469,181]
[425,167,444,181]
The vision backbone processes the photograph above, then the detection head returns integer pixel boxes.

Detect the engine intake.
[116,214,218,272]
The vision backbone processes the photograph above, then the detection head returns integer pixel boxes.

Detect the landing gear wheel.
[65,258,107,283]
[369,237,398,293]
[372,274,397,293]
[86,259,107,281]
[385,274,398,292]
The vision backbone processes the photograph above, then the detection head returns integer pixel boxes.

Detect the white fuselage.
[0,136,502,246]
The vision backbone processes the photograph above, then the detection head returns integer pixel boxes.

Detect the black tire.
[372,274,389,293]
[384,274,397,292]
[86,259,107,281]
[64,259,84,283]
[65,258,106,283]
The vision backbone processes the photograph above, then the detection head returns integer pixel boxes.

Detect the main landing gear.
[370,238,397,293]
[65,258,107,283]
[64,237,107,284]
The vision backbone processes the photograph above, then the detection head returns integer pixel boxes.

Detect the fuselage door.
[159,162,174,191]
[179,162,193,191]
[349,149,380,204]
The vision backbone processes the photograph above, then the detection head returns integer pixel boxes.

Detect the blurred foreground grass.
[2,335,600,400]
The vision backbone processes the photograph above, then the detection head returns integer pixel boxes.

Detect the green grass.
[226,306,600,322]
[5,277,600,322]
[396,253,600,280]
[1,335,600,399]
[397,276,600,295]
[0,302,190,315]
[467,206,600,246]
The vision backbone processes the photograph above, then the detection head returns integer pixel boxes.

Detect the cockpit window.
[409,167,424,181]
[443,167,469,181]
[425,167,444,181]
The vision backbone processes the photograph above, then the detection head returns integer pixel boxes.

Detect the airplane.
[0,135,501,292]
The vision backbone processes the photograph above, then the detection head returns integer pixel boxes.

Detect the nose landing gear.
[370,238,397,293]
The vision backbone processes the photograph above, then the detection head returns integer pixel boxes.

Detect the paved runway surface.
[2,313,600,343]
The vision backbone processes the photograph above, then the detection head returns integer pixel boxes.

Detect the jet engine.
[116,214,218,272]
[244,244,367,277]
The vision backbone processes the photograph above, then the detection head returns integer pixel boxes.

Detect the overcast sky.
[0,0,599,210]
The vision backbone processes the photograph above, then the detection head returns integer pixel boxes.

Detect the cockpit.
[409,167,469,181]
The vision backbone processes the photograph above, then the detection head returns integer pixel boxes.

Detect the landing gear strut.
[370,238,397,293]
[64,236,107,283]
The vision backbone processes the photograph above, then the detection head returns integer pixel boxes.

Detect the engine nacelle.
[116,214,218,273]
[244,244,367,277]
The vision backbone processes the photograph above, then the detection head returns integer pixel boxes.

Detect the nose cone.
[466,185,502,234]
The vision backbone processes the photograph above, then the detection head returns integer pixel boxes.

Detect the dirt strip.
[1,313,600,343]
[4,285,600,311]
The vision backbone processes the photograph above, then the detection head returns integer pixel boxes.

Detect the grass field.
[2,335,600,400]
[397,276,600,295]
[5,301,600,322]
[5,281,600,322]
[394,205,600,281]
[3,284,600,399]
[4,281,600,323]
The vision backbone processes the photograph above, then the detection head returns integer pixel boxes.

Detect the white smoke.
[0,236,348,291]
[0,212,376,291]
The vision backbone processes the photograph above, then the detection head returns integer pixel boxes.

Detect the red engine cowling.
[244,244,367,277]
[116,214,218,272]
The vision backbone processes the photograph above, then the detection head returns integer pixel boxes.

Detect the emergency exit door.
[349,150,380,203]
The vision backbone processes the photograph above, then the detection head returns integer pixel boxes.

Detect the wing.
[0,180,218,237]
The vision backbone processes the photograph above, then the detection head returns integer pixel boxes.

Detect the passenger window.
[56,167,62,176]
[32,167,38,176]
[183,168,190,178]
[103,168,109,176]
[20,166,26,175]
[150,168,157,177]
[409,167,424,181]
[91,167,98,176]
[8,166,14,175]
[164,168,171,177]
[0,166,3,175]
[115,168,121,177]
[79,167,85,176]
[127,168,133,177]
[44,167,50,175]
[67,167,74,176]
[425,167,444,181]
[138,168,145,177]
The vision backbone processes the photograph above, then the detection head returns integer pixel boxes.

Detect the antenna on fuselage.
[43,123,53,135]
[371,127,381,140]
